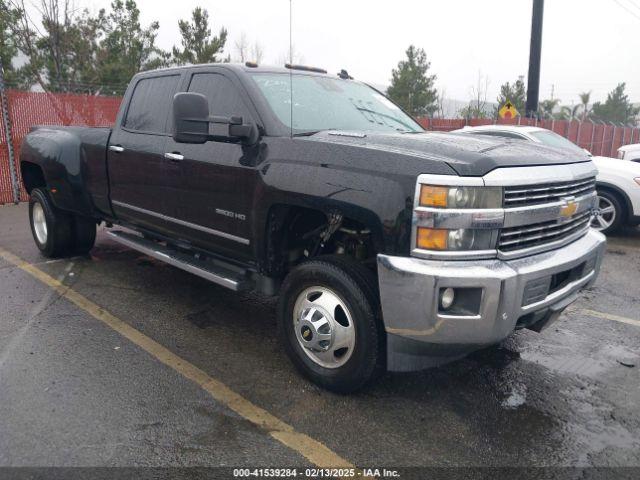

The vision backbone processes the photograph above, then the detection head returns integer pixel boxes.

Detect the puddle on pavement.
[521,343,638,380]
[501,386,527,409]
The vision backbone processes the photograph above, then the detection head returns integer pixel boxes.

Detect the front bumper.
[377,229,606,372]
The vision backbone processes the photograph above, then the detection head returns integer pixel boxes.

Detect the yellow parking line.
[0,246,353,469]
[575,307,640,328]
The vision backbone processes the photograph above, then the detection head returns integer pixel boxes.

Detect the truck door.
[107,73,182,237]
[163,70,261,262]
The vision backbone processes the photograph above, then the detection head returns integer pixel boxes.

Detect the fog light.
[440,287,455,310]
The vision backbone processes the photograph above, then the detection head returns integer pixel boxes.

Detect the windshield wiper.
[292,128,342,137]
[292,130,324,137]
[354,107,417,132]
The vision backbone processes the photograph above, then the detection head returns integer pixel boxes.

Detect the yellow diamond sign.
[499,100,520,119]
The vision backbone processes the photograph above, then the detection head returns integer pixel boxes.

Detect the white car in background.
[453,125,640,234]
[618,143,640,162]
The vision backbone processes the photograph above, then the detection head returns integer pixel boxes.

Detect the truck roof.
[139,62,341,79]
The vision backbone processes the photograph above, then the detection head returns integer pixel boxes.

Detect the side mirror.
[173,92,210,144]
[172,92,258,145]
[583,148,593,158]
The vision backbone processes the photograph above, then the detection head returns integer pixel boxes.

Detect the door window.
[188,73,252,120]
[124,75,181,134]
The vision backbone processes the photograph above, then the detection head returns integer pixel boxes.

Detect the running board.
[106,230,253,292]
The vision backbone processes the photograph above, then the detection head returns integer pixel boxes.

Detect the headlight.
[416,227,495,251]
[419,185,503,209]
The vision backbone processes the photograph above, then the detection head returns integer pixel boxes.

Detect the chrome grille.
[504,177,596,207]
[499,211,591,253]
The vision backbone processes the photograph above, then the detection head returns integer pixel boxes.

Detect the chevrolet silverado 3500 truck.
[20,63,606,392]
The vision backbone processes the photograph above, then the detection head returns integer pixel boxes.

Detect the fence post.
[0,60,20,204]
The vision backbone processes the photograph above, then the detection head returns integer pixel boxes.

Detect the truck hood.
[306,130,591,176]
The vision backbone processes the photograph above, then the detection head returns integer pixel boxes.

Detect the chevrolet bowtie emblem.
[560,199,578,218]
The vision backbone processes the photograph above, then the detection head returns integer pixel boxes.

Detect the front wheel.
[590,190,623,234]
[277,255,384,393]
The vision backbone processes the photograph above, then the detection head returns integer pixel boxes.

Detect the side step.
[106,230,254,292]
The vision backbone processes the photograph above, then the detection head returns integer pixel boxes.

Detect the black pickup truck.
[20,63,606,392]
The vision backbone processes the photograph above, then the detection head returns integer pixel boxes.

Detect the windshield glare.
[530,130,585,154]
[250,73,423,134]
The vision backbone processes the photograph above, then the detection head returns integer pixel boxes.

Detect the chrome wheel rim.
[590,195,616,231]
[32,202,48,244]
[293,286,356,369]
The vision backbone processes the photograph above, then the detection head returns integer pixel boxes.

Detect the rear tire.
[29,188,73,258]
[71,215,97,255]
[277,255,384,393]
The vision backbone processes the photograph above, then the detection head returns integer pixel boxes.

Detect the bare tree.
[233,33,265,63]
[250,41,264,63]
[276,44,304,65]
[234,32,248,62]
[435,88,447,119]
[470,70,490,117]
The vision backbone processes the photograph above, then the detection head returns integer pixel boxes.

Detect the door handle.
[164,152,184,161]
[109,145,124,153]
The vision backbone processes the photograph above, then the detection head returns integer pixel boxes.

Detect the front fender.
[253,138,454,256]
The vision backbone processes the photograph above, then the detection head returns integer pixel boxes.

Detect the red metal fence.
[0,89,121,204]
[417,117,640,157]
[1,89,639,204]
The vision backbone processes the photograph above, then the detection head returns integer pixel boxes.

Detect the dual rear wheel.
[28,188,97,258]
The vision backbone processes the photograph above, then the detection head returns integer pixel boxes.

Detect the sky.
[40,0,640,106]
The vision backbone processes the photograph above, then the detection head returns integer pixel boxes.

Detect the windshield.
[530,130,585,155]
[250,73,423,135]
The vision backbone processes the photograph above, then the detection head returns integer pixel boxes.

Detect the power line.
[611,0,640,21]
[621,0,640,14]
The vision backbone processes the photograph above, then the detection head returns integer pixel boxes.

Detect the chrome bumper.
[377,230,606,372]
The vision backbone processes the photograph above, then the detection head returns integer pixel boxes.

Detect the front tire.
[591,190,623,234]
[277,255,384,393]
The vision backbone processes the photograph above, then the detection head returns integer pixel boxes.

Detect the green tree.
[96,0,167,94]
[0,0,21,85]
[591,83,639,125]
[538,98,560,119]
[578,91,591,121]
[557,104,580,121]
[172,7,227,65]
[387,45,438,117]
[494,78,526,117]
[10,0,104,92]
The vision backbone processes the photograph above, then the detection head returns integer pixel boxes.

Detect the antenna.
[289,0,293,138]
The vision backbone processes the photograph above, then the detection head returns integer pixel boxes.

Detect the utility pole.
[525,0,544,118]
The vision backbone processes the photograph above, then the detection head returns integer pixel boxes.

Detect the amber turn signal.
[416,227,448,250]
[419,185,448,207]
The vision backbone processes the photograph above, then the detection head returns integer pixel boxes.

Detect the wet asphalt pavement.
[1,202,639,472]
